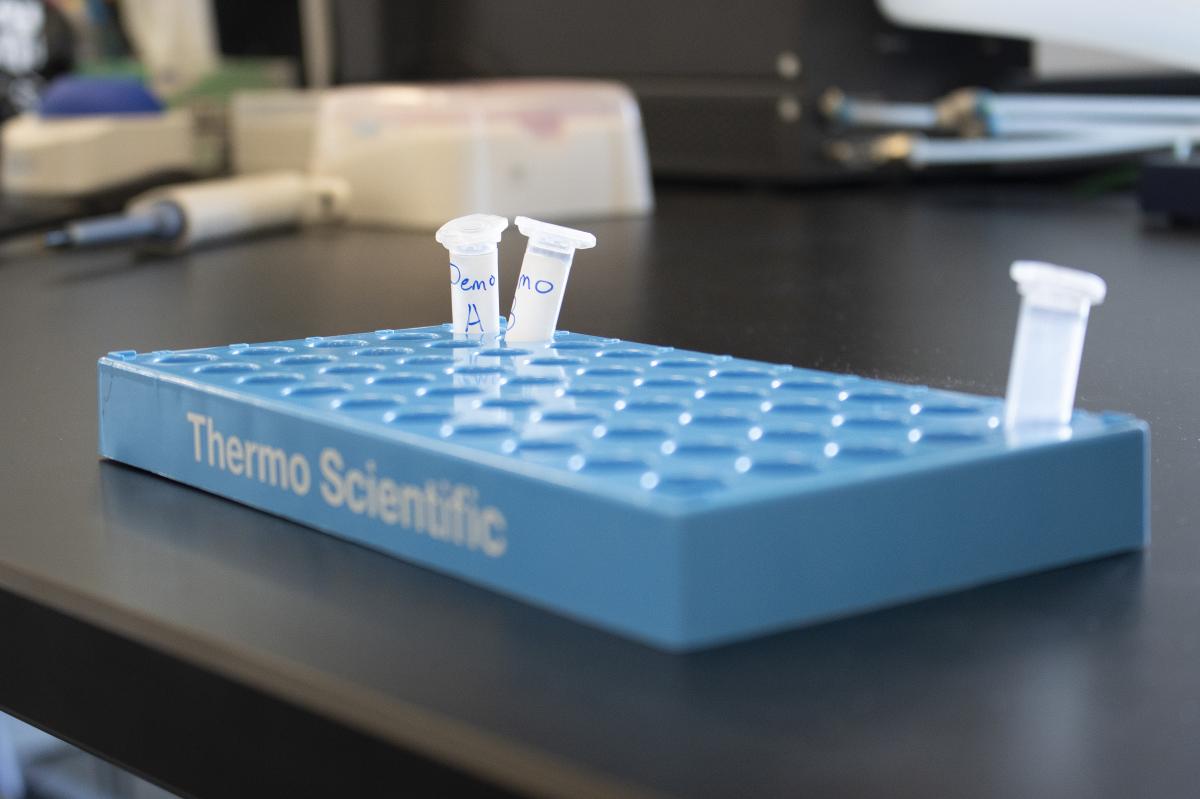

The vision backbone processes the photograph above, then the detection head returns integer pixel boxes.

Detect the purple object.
[38,76,163,117]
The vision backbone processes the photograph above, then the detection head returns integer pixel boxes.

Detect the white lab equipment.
[1,111,193,197]
[505,217,596,343]
[435,214,509,339]
[44,171,349,253]
[1004,261,1107,430]
[306,81,654,229]
[230,90,320,175]
[877,0,1200,73]
[120,0,219,98]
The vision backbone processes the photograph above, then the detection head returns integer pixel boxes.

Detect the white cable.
[986,94,1200,122]
[830,91,1200,136]
[908,131,1186,167]
[824,91,1200,167]
[837,98,941,131]
[987,116,1200,140]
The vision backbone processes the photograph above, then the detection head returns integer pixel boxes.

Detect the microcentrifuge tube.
[505,217,596,343]
[1004,261,1107,430]
[435,214,509,339]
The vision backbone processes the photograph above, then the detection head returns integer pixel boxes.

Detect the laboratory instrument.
[0,73,190,239]
[230,89,320,175]
[827,89,1200,137]
[823,89,1200,169]
[0,0,74,122]
[97,314,1146,651]
[2,108,192,198]
[829,130,1197,169]
[435,214,509,340]
[315,1,1027,185]
[120,0,218,98]
[878,0,1200,72]
[299,81,653,229]
[44,171,349,253]
[1004,261,1107,431]
[505,217,595,343]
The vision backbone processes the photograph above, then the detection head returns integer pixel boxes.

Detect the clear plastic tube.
[506,217,596,343]
[435,214,508,339]
[1004,261,1107,431]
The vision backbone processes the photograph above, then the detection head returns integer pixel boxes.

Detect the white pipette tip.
[1004,260,1107,433]
[435,213,509,250]
[514,216,596,253]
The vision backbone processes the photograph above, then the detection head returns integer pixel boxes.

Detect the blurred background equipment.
[232,80,654,229]
[823,88,1200,169]
[44,170,348,252]
[817,2,1200,173]
[313,0,1200,181]
[302,81,653,228]
[0,0,74,121]
[325,0,1031,183]
[228,88,316,174]
[5,0,1200,244]
[878,0,1200,74]
[2,76,193,197]
[0,0,295,241]
[1139,152,1200,224]
[0,74,194,240]
[118,0,218,98]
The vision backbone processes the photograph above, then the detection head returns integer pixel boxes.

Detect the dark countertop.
[1,182,1198,798]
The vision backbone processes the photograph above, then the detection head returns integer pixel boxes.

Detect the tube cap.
[435,214,508,249]
[1011,260,1107,308]
[515,216,596,254]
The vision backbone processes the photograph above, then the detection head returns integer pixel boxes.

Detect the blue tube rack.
[98,326,1149,651]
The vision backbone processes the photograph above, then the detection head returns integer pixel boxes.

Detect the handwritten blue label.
[450,264,496,292]
[517,274,555,294]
